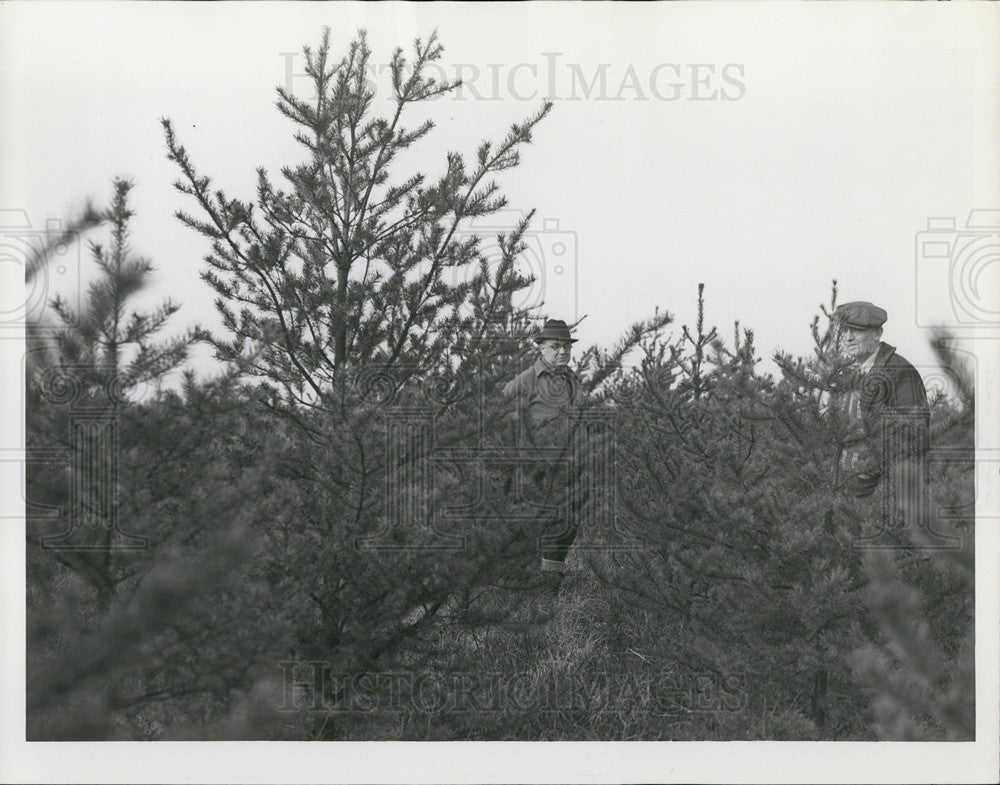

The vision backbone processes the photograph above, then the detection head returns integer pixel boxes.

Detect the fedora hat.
[534,319,578,344]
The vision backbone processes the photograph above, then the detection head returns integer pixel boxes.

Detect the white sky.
[2,1,998,380]
[1,2,999,783]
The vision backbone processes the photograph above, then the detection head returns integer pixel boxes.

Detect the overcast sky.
[3,1,998,387]
[2,2,999,782]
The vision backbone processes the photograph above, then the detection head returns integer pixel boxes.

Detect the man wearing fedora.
[503,318,588,579]
[832,301,929,512]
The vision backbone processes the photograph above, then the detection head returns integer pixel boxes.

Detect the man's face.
[838,325,882,362]
[539,339,572,367]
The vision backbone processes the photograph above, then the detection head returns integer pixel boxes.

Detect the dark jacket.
[850,342,929,496]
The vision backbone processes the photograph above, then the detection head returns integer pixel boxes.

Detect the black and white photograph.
[1,1,998,783]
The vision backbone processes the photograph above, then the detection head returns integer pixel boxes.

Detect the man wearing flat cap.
[832,301,929,508]
[503,318,588,578]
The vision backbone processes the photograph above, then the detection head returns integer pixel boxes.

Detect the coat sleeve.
[890,362,928,408]
[881,363,930,510]
[887,363,930,457]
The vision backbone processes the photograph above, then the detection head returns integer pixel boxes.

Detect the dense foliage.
[25,30,974,741]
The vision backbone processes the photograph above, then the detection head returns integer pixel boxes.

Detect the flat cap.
[834,301,887,329]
